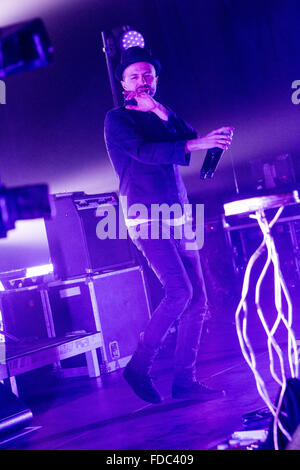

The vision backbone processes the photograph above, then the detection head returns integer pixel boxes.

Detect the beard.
[136,85,155,97]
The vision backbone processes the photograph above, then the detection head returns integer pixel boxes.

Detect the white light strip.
[25,263,53,278]
[224,191,300,217]
[0,309,4,343]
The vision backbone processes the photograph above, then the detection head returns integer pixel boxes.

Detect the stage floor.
[1,299,295,451]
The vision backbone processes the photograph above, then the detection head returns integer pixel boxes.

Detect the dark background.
[0,0,299,271]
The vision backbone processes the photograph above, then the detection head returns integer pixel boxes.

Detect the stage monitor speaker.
[44,192,137,279]
[0,382,33,437]
[47,266,152,372]
[0,287,49,340]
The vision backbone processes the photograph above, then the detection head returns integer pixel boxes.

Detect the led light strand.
[235,206,298,449]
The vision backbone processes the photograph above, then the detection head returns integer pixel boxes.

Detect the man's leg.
[124,223,194,403]
[172,223,225,400]
[173,245,208,385]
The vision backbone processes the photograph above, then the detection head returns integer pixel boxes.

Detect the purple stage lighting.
[120,30,145,50]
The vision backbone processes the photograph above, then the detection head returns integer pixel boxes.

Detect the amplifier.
[47,265,152,372]
[44,192,137,279]
[0,286,51,341]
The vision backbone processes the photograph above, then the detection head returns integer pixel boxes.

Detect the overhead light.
[120,30,145,51]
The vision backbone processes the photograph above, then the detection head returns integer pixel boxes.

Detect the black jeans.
[128,220,208,384]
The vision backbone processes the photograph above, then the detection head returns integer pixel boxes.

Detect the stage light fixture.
[0,18,53,78]
[102,26,146,106]
[120,30,145,50]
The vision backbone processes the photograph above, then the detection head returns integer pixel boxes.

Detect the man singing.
[104,46,233,404]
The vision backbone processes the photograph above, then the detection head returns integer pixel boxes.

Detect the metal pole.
[101,30,119,107]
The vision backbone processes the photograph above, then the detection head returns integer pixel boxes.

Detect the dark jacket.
[104,105,197,213]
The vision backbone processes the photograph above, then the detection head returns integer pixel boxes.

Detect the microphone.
[124,97,138,106]
[200,129,233,179]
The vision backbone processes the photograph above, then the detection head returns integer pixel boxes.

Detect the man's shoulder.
[105,106,128,119]
[105,106,134,127]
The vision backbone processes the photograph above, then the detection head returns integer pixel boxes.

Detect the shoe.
[123,361,162,404]
[172,381,226,401]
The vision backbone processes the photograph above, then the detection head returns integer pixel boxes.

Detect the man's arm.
[152,101,169,121]
[123,92,234,153]
[185,127,234,153]
[124,91,169,121]
[104,110,191,166]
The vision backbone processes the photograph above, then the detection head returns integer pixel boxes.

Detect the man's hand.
[124,90,157,112]
[124,90,169,121]
[185,126,234,153]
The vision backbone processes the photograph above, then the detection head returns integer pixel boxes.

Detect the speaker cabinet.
[45,192,137,279]
[47,266,152,372]
[0,287,49,340]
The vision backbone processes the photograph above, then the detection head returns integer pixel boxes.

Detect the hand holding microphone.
[200,127,234,179]
[185,126,234,179]
[123,89,156,112]
[123,89,170,121]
